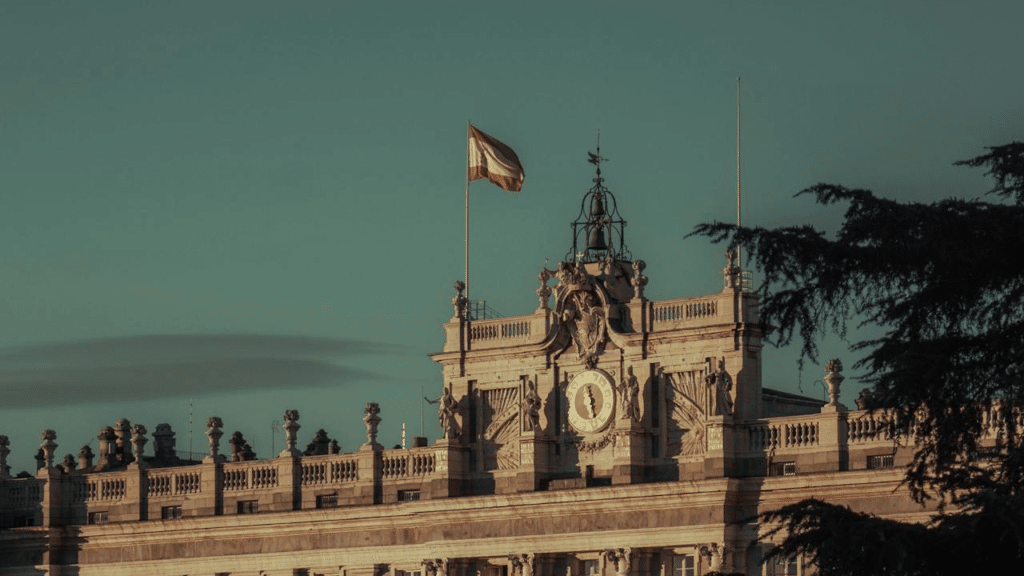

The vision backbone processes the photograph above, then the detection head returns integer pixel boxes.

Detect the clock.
[566,369,615,434]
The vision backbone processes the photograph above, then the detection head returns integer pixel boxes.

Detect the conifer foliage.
[692,142,1024,574]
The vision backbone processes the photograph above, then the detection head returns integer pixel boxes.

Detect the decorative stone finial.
[0,435,11,478]
[153,423,176,460]
[280,409,301,458]
[61,454,77,473]
[98,426,117,469]
[536,269,552,311]
[362,402,382,450]
[115,418,133,463]
[205,416,224,463]
[40,429,58,470]
[78,445,95,470]
[130,424,148,468]
[824,358,846,409]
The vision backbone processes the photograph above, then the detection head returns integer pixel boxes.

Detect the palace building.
[0,159,930,576]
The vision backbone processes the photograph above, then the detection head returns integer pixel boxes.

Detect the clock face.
[566,370,615,434]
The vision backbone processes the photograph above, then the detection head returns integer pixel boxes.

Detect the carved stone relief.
[663,368,708,456]
[482,387,521,470]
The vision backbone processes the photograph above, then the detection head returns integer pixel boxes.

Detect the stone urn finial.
[78,445,95,470]
[362,402,382,450]
[825,358,845,407]
[153,423,176,460]
[205,416,224,462]
[279,409,301,458]
[115,418,133,463]
[130,424,148,468]
[40,429,58,470]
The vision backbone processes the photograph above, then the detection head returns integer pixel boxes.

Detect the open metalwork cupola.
[566,145,631,265]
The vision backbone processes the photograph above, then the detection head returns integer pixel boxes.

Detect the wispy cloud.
[0,334,398,408]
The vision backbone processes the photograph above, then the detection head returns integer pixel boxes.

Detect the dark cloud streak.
[0,334,398,409]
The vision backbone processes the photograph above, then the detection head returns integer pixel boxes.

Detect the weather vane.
[587,128,609,180]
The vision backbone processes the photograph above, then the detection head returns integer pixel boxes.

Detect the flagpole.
[736,77,742,269]
[465,120,471,312]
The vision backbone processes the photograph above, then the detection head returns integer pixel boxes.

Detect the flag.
[468,125,525,192]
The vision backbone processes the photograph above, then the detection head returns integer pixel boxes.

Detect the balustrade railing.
[381,448,436,479]
[300,455,359,486]
[222,462,278,491]
[3,478,42,507]
[83,475,126,502]
[651,296,722,331]
[747,416,821,451]
[469,315,534,345]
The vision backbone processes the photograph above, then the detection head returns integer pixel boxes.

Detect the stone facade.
[0,168,943,576]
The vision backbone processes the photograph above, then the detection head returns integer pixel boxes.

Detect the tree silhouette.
[692,142,1024,575]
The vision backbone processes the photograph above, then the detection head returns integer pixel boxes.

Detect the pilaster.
[611,419,647,485]
[430,439,468,498]
[195,461,223,516]
[515,431,551,492]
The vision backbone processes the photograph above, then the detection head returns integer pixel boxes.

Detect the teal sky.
[2,1,1021,472]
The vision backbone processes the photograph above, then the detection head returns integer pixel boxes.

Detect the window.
[867,454,894,469]
[88,511,108,524]
[161,505,183,519]
[582,560,600,576]
[13,515,34,527]
[237,500,259,514]
[316,493,339,509]
[398,490,420,501]
[769,461,796,476]
[294,570,310,576]
[672,555,695,576]
[765,555,799,576]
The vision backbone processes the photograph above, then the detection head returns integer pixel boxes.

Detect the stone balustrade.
[443,291,759,352]
[381,447,436,479]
